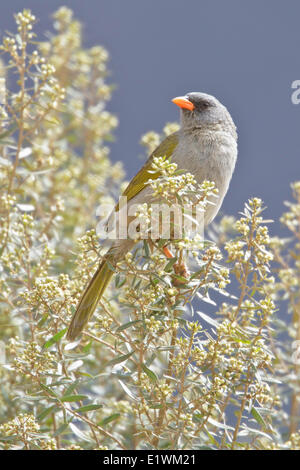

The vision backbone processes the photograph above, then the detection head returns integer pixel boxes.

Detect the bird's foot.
[163,245,189,287]
[172,261,190,287]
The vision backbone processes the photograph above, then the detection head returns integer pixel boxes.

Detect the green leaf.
[142,364,158,383]
[76,404,103,413]
[204,429,219,447]
[190,268,205,280]
[82,341,92,353]
[193,413,203,422]
[116,320,141,332]
[37,405,60,421]
[60,394,87,402]
[143,240,150,257]
[43,328,67,349]
[164,257,177,272]
[115,274,126,288]
[40,383,58,398]
[0,435,18,442]
[157,239,168,249]
[99,413,120,426]
[108,351,134,366]
[171,273,189,284]
[251,407,266,428]
[70,305,76,315]
[63,381,80,397]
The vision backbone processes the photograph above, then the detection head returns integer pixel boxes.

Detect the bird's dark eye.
[201,101,210,108]
[193,100,210,111]
[186,96,213,110]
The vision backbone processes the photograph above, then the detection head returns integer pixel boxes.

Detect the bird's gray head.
[172,92,236,137]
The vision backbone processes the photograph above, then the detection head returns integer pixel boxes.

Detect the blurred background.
[1,0,300,231]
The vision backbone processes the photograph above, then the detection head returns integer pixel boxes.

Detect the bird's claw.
[172,261,190,287]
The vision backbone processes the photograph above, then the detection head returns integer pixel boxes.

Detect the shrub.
[0,8,299,450]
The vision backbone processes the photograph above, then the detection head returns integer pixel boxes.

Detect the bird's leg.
[150,240,174,258]
[162,245,189,286]
[153,241,190,286]
[163,245,174,259]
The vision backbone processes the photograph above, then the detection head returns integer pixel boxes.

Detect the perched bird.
[67,92,238,340]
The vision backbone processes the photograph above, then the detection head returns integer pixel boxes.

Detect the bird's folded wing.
[115,132,179,211]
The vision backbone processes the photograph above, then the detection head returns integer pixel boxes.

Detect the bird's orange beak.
[172,96,195,111]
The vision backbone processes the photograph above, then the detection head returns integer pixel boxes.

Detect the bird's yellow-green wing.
[115,132,179,210]
[67,133,179,340]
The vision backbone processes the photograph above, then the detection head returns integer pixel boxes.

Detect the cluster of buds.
[15,10,36,41]
[13,342,55,378]
[140,131,161,154]
[0,413,39,437]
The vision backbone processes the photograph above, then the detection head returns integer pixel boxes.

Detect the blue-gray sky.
[2,0,300,230]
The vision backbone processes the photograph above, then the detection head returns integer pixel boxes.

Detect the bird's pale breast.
[173,128,237,224]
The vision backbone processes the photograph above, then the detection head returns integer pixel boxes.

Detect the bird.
[66,92,238,340]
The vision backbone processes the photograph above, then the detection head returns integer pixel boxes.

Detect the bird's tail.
[66,252,115,341]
